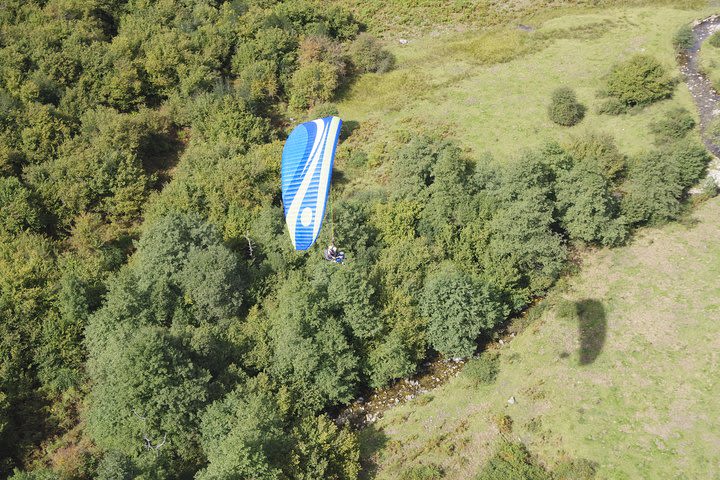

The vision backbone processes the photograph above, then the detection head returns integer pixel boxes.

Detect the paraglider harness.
[323,241,345,264]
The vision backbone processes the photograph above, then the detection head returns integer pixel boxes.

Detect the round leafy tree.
[548,87,586,126]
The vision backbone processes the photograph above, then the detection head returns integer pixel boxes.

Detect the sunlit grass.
[337,6,714,162]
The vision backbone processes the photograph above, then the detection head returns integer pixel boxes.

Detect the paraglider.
[281,116,343,258]
[323,241,345,263]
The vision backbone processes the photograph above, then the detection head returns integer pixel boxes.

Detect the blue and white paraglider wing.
[281,116,342,250]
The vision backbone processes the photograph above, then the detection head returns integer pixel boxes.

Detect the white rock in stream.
[508,396,516,405]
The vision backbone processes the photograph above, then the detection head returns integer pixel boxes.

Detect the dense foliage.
[0,1,711,479]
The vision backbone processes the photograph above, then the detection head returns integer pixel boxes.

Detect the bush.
[400,464,444,480]
[476,441,552,480]
[673,25,694,53]
[553,458,597,480]
[349,33,396,74]
[649,107,695,145]
[698,177,719,201]
[669,139,710,189]
[596,97,627,115]
[604,55,675,107]
[494,414,513,434]
[555,159,628,246]
[289,61,339,110]
[709,31,720,48]
[463,352,499,385]
[619,143,709,226]
[547,87,585,126]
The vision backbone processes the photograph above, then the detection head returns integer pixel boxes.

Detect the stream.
[680,14,720,184]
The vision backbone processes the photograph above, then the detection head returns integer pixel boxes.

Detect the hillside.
[361,195,720,479]
[0,0,718,479]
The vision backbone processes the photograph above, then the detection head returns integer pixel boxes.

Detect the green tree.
[348,33,395,74]
[86,326,211,473]
[649,107,695,145]
[421,264,507,358]
[555,160,627,246]
[268,274,359,412]
[0,177,41,235]
[564,131,626,179]
[289,415,360,480]
[622,150,683,225]
[197,380,287,480]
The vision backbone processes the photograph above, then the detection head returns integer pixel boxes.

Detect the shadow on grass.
[576,299,606,366]
[358,423,390,480]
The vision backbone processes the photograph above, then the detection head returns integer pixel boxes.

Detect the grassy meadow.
[336,5,714,172]
[360,195,720,480]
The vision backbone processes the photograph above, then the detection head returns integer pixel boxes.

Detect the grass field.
[336,5,714,166]
[360,195,720,479]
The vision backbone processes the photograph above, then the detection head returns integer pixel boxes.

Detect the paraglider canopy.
[281,116,342,250]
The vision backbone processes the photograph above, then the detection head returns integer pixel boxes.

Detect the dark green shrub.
[709,31,720,48]
[349,33,396,74]
[669,139,710,189]
[400,464,444,480]
[565,131,626,179]
[649,107,695,144]
[619,142,708,226]
[553,458,597,480]
[548,87,585,126]
[476,441,552,480]
[463,352,500,385]
[673,25,694,53]
[604,55,675,107]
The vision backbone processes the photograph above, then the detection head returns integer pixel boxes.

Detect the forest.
[0,1,714,479]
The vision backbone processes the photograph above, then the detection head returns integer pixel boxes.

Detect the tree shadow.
[358,423,390,480]
[576,299,607,366]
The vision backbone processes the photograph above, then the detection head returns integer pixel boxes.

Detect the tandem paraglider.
[281,116,345,263]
